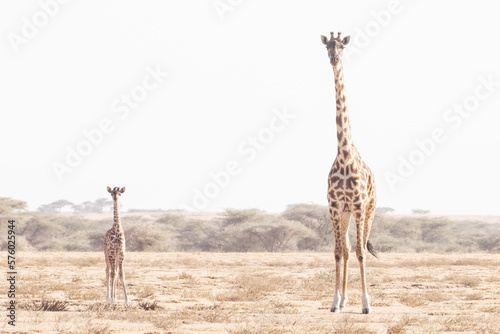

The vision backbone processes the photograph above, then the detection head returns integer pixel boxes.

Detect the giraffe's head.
[321,32,350,66]
[107,186,125,201]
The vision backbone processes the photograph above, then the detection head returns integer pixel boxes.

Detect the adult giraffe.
[321,32,378,314]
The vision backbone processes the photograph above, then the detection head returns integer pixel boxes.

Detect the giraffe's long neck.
[333,59,354,152]
[112,198,122,231]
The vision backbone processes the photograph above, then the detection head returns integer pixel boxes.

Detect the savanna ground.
[2,252,500,333]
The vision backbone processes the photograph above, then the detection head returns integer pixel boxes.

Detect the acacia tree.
[38,199,74,213]
[0,197,27,215]
[245,218,315,252]
[282,204,333,251]
[221,208,263,227]
[0,198,27,250]
[411,209,430,214]
[94,198,113,213]
[219,209,316,252]
[376,207,395,214]
[125,224,173,251]
[72,199,112,213]
[176,219,220,251]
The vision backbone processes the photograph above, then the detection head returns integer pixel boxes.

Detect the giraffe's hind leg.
[363,197,377,258]
[118,255,130,306]
[361,197,377,314]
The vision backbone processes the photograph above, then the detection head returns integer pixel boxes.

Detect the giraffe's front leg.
[330,253,342,313]
[110,257,118,304]
[330,211,342,313]
[105,262,112,305]
[339,249,349,311]
[359,257,371,315]
[339,213,351,311]
[112,270,118,303]
[110,271,115,304]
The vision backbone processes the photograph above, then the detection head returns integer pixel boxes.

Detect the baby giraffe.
[104,186,130,306]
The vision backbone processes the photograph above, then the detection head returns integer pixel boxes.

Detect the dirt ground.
[2,252,500,333]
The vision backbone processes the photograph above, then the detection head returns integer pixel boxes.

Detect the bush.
[27,299,69,312]
[3,195,500,253]
[156,213,186,226]
[283,204,333,251]
[125,225,173,251]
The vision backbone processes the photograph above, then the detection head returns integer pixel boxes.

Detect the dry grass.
[137,300,162,311]
[134,285,156,299]
[464,292,484,300]
[264,299,298,314]
[422,291,451,303]
[331,315,377,334]
[178,271,194,279]
[398,292,427,307]
[386,315,420,334]
[23,298,69,311]
[226,323,264,334]
[6,252,500,333]
[445,273,481,287]
[371,291,392,306]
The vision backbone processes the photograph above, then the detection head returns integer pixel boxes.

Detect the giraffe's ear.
[342,36,350,45]
[321,35,328,45]
[120,187,126,193]
[107,186,112,193]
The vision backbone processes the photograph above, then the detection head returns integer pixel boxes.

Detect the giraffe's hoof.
[362,307,372,314]
[125,299,130,307]
[339,298,347,311]
[330,306,340,313]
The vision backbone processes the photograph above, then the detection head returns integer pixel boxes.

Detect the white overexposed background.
[1,0,499,214]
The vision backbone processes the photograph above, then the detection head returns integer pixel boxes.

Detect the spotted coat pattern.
[104,186,130,306]
[322,32,377,315]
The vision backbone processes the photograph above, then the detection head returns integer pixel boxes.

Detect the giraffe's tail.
[367,240,378,259]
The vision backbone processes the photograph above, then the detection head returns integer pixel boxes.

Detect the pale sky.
[1,0,500,215]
